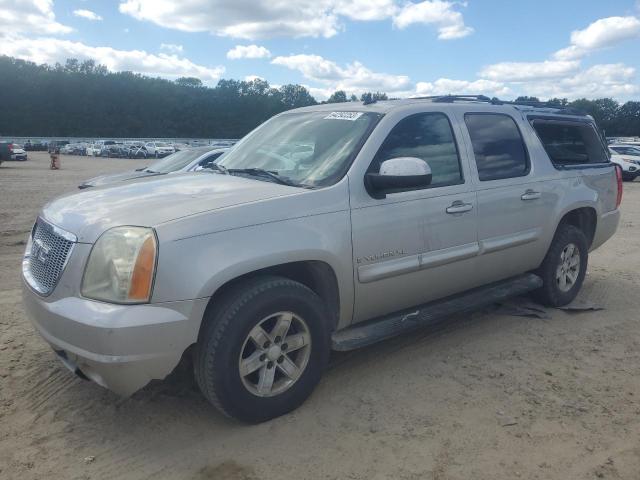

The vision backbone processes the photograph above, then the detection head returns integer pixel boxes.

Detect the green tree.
[514,96,540,103]
[360,91,388,103]
[327,90,347,103]
[175,77,203,88]
[278,84,317,109]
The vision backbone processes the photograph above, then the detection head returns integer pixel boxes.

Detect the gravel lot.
[1,152,639,480]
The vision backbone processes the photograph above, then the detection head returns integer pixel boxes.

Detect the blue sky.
[1,0,639,100]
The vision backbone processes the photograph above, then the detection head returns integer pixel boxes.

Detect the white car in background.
[609,145,640,181]
[145,141,175,158]
[87,143,106,156]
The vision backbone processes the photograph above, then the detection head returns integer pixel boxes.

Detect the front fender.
[152,211,354,328]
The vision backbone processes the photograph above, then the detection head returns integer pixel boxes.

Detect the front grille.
[25,218,76,295]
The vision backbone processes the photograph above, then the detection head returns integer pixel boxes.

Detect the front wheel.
[194,276,330,423]
[533,224,588,307]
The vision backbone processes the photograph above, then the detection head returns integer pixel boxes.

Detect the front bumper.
[22,281,209,396]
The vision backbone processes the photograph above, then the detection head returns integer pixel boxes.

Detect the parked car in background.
[609,144,640,157]
[102,143,129,158]
[23,140,48,151]
[78,147,228,188]
[0,142,10,164]
[10,144,28,161]
[127,142,148,159]
[60,144,74,155]
[145,141,175,158]
[609,146,640,181]
[0,143,28,161]
[86,143,103,157]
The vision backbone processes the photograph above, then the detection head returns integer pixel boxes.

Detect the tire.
[194,276,331,423]
[533,224,588,307]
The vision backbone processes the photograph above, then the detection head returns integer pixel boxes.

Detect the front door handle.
[521,189,541,201]
[446,201,473,214]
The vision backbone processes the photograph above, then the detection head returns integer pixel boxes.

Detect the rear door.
[455,111,551,283]
[349,109,479,322]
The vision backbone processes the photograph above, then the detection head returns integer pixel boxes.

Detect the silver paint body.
[23,100,620,395]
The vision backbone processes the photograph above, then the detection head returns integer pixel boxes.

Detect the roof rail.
[409,94,587,116]
[411,95,494,103]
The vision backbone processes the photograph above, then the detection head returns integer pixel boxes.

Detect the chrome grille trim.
[22,218,76,296]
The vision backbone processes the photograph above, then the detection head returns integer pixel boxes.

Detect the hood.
[80,170,161,188]
[43,172,302,243]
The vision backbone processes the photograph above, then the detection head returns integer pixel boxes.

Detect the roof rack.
[409,94,587,116]
[411,94,494,103]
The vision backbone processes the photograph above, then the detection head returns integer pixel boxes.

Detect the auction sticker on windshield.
[324,112,364,121]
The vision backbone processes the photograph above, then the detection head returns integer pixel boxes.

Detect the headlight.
[82,227,157,304]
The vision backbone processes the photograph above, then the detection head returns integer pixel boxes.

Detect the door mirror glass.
[365,157,432,198]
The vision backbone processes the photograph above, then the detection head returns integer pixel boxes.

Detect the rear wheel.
[194,276,330,423]
[534,224,588,307]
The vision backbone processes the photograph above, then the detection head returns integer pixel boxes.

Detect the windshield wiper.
[204,163,229,174]
[227,168,300,187]
[144,169,158,173]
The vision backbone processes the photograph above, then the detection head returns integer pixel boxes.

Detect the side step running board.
[332,273,543,351]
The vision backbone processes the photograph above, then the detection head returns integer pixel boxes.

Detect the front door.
[349,110,479,323]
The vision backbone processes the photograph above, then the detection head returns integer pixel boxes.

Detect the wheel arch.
[201,260,341,335]
[556,206,597,248]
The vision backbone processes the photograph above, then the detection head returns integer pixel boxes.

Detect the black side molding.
[332,273,543,351]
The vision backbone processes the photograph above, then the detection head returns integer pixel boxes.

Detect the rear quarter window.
[531,120,608,166]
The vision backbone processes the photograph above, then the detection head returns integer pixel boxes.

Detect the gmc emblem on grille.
[32,239,51,265]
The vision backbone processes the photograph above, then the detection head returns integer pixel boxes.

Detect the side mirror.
[365,157,432,198]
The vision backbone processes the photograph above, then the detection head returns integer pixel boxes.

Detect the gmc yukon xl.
[22,96,621,422]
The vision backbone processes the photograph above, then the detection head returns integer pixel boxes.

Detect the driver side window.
[371,112,463,188]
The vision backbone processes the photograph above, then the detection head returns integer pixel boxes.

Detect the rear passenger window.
[531,120,608,165]
[371,112,462,187]
[465,113,529,181]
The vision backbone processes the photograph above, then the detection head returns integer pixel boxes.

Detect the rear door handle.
[521,189,541,201]
[446,201,473,214]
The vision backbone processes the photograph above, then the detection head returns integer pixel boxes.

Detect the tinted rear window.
[464,113,529,181]
[532,120,608,165]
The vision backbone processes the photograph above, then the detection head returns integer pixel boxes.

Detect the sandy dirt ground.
[1,152,639,480]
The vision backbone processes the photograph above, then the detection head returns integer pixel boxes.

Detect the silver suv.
[22,96,621,422]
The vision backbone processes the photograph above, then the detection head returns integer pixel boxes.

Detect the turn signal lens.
[128,235,157,301]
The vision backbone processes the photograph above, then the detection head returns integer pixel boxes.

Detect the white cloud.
[415,78,510,97]
[160,43,183,53]
[333,0,397,21]
[119,0,340,39]
[118,0,472,40]
[227,44,271,59]
[393,0,473,39]
[0,0,72,34]
[244,75,265,82]
[479,60,580,81]
[304,85,335,101]
[73,9,103,21]
[524,64,639,99]
[272,54,411,96]
[553,16,640,59]
[0,37,225,83]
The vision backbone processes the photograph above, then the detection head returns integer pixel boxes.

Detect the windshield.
[611,146,640,156]
[146,149,207,173]
[217,111,380,187]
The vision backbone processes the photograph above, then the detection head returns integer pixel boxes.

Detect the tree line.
[0,56,638,138]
